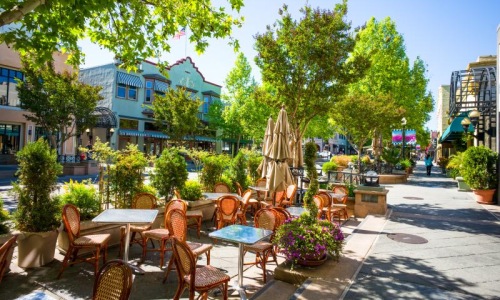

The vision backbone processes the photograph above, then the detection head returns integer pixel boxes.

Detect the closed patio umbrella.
[266,106,294,204]
[257,116,274,179]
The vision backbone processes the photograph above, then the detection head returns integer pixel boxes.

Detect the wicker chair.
[330,186,349,222]
[316,190,332,221]
[235,182,244,197]
[278,184,297,208]
[236,189,253,225]
[118,192,157,258]
[272,207,291,227]
[58,204,110,279]
[213,182,231,193]
[243,208,278,283]
[312,195,324,220]
[173,192,203,239]
[216,195,240,229]
[141,199,186,267]
[0,235,17,283]
[92,259,133,300]
[172,238,230,300]
[255,178,268,202]
[162,209,212,283]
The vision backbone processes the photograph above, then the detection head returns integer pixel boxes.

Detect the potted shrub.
[399,159,412,174]
[179,180,203,202]
[460,146,498,204]
[275,142,344,269]
[322,160,338,181]
[151,147,188,205]
[199,153,230,192]
[13,139,62,268]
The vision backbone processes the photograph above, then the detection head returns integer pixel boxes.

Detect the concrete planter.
[456,177,472,192]
[17,230,59,268]
[0,233,16,274]
[186,199,215,222]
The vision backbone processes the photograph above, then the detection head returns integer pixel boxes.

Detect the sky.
[79,0,500,131]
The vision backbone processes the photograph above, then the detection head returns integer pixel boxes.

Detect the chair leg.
[206,250,210,265]
[94,247,101,275]
[57,245,74,279]
[173,283,186,300]
[162,255,175,283]
[141,237,149,262]
[223,281,228,300]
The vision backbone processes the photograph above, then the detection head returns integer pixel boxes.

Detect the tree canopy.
[0,0,244,70]
[17,58,102,152]
[254,2,368,154]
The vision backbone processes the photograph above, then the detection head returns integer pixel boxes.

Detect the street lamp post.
[401,117,407,159]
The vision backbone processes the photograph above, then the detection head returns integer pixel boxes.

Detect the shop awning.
[119,129,169,139]
[439,112,474,143]
[116,72,143,88]
[154,81,169,92]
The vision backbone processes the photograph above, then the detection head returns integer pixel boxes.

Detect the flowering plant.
[274,142,344,268]
[274,216,344,267]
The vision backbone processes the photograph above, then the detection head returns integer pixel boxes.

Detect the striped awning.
[154,81,169,92]
[119,129,169,139]
[116,72,143,87]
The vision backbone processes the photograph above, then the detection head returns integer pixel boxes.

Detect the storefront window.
[0,124,21,154]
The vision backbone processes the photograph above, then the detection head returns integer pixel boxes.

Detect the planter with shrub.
[460,146,498,204]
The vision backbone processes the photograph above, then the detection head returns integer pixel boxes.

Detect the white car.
[318,151,331,158]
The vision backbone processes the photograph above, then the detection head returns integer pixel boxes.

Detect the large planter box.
[378,173,407,184]
[456,177,472,192]
[186,199,215,222]
[354,186,389,218]
[17,230,59,268]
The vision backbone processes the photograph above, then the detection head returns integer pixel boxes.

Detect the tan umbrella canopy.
[266,106,294,203]
[257,116,274,179]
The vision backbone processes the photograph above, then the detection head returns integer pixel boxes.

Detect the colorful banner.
[392,129,417,145]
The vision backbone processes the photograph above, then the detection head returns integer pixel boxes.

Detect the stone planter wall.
[353,187,389,218]
[186,199,215,222]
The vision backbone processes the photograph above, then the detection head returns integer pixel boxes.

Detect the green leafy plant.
[0,198,10,234]
[60,180,100,220]
[460,146,498,190]
[399,159,412,169]
[229,150,248,190]
[446,152,464,179]
[13,138,62,232]
[179,180,203,201]
[322,161,338,174]
[243,149,263,184]
[332,155,350,168]
[108,144,148,208]
[275,142,345,269]
[199,154,230,191]
[438,157,449,169]
[151,147,188,204]
[344,181,356,197]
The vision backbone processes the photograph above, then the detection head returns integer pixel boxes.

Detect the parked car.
[318,151,331,158]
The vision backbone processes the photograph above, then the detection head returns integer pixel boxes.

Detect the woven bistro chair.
[172,238,230,300]
[162,209,212,283]
[216,195,240,229]
[235,182,244,197]
[173,192,203,239]
[243,208,278,283]
[58,204,110,279]
[236,189,253,225]
[92,259,133,300]
[312,195,325,220]
[278,184,297,208]
[141,199,186,267]
[0,235,17,284]
[273,207,292,227]
[316,190,332,221]
[330,186,349,222]
[211,182,232,225]
[255,178,268,202]
[118,192,157,258]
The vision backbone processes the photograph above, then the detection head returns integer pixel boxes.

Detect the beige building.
[0,43,75,165]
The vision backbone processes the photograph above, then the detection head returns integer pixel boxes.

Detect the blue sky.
[79,0,500,131]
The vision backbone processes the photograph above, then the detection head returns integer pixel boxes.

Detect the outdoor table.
[202,192,242,201]
[286,206,308,218]
[208,224,273,300]
[92,208,158,273]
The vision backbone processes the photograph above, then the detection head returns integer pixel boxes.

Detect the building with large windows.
[0,43,74,167]
[79,57,222,154]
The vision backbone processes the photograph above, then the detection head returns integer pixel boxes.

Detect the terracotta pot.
[17,230,59,268]
[473,189,496,205]
[296,253,327,267]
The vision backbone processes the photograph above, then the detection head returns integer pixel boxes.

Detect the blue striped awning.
[116,72,143,88]
[154,81,169,92]
[119,129,169,139]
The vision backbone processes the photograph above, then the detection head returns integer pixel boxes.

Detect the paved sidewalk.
[344,161,500,299]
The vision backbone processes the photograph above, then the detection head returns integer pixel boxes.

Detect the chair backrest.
[214,182,230,193]
[165,199,187,213]
[132,192,157,209]
[0,235,17,283]
[173,189,182,200]
[235,182,244,196]
[256,178,267,187]
[286,184,298,202]
[217,195,240,223]
[240,189,252,212]
[316,191,332,208]
[332,186,348,204]
[166,209,187,243]
[62,204,81,243]
[92,259,133,300]
[172,238,196,287]
[254,208,278,231]
[312,195,324,219]
[273,207,291,226]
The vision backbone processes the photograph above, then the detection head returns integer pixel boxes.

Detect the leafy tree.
[254,2,369,166]
[304,115,336,140]
[151,147,188,203]
[17,58,101,152]
[0,0,244,70]
[330,93,399,171]
[199,153,231,192]
[348,17,434,158]
[149,87,202,146]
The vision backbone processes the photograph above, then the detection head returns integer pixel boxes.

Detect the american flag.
[174,27,186,39]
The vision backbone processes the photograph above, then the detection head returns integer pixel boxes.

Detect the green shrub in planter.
[229,150,248,190]
[179,180,203,201]
[60,179,100,220]
[13,139,62,232]
[0,198,10,234]
[151,147,188,204]
[322,161,338,174]
[460,146,498,190]
[199,154,230,191]
[399,159,412,169]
